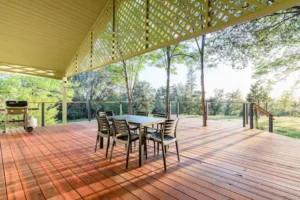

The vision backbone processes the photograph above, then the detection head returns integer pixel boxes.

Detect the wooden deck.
[0,119,300,200]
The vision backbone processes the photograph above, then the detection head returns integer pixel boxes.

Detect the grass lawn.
[182,115,300,139]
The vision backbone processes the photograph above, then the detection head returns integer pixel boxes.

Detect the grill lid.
[6,101,28,107]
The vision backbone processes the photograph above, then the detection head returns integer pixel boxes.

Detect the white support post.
[62,77,68,125]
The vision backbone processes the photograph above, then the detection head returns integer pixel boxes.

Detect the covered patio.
[1,0,300,199]
[1,119,300,199]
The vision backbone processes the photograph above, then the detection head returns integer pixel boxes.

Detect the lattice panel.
[0,63,63,79]
[115,0,146,57]
[93,0,114,68]
[66,0,296,77]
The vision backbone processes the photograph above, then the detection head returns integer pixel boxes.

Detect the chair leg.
[161,144,167,171]
[130,143,133,153]
[105,136,110,159]
[157,143,159,154]
[175,141,180,162]
[126,142,131,169]
[153,141,156,154]
[95,135,99,152]
[110,140,116,161]
[144,139,148,160]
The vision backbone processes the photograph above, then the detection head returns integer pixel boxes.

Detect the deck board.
[0,119,300,200]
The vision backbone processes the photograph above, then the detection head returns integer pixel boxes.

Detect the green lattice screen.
[66,0,298,77]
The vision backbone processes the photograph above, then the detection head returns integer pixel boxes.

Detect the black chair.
[110,119,139,169]
[145,119,180,171]
[106,110,114,116]
[95,115,113,158]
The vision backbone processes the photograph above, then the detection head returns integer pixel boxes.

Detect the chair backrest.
[96,116,110,133]
[112,119,130,137]
[106,110,114,116]
[97,111,107,117]
[162,119,179,138]
[154,112,167,119]
[136,111,149,116]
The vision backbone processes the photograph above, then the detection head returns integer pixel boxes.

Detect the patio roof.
[0,0,298,79]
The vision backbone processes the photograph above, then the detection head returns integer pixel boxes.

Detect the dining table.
[107,115,165,167]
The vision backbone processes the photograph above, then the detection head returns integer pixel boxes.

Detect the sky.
[139,64,300,99]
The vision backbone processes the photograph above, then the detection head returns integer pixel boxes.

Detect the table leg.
[100,137,104,149]
[139,125,144,166]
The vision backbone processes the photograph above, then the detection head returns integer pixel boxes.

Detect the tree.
[149,43,194,118]
[185,65,197,98]
[208,89,224,115]
[132,81,155,114]
[0,74,72,125]
[71,69,115,119]
[207,7,300,85]
[107,55,146,114]
[224,90,243,116]
[246,82,270,104]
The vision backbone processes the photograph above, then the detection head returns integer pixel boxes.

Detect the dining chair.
[110,119,139,169]
[95,115,113,158]
[106,110,114,116]
[97,111,107,117]
[145,112,167,152]
[145,119,180,171]
[136,111,149,116]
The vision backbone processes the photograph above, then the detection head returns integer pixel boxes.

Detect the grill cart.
[0,101,38,133]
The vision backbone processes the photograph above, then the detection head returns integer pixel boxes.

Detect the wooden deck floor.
[0,119,300,200]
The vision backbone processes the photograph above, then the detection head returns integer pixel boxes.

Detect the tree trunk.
[195,35,207,126]
[123,60,132,114]
[166,46,171,119]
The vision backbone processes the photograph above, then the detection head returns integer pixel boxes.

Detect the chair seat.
[115,133,139,143]
[98,130,113,137]
[146,127,159,133]
[129,125,138,130]
[146,132,176,144]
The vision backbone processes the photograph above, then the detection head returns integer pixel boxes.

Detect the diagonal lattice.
[66,0,298,77]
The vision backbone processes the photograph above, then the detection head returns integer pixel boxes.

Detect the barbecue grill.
[3,101,33,133]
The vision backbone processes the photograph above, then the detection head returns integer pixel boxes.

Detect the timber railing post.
[41,103,45,127]
[176,101,179,118]
[206,102,209,119]
[250,103,254,129]
[62,77,68,125]
[87,101,91,121]
[269,117,273,133]
[243,103,246,127]
[120,102,122,115]
[246,103,248,124]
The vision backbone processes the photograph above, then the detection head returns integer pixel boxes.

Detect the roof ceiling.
[0,0,109,78]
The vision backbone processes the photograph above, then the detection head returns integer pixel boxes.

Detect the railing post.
[206,102,209,118]
[41,103,45,127]
[120,102,122,115]
[176,101,179,118]
[243,103,246,127]
[269,117,273,133]
[87,101,91,121]
[250,103,254,129]
[246,103,248,124]
[62,77,68,125]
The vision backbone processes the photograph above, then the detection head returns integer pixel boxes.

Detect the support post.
[243,103,246,127]
[87,101,91,121]
[176,101,179,118]
[269,117,273,133]
[250,103,254,129]
[120,103,122,115]
[62,77,68,125]
[41,103,45,127]
[246,103,248,124]
[206,102,209,118]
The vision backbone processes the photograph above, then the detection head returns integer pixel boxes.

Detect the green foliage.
[0,74,72,125]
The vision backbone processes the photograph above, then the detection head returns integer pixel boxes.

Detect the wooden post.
[87,101,91,121]
[176,101,179,118]
[120,103,122,115]
[62,77,68,125]
[206,102,209,118]
[250,103,254,129]
[41,103,45,127]
[269,117,273,133]
[246,103,248,124]
[243,103,246,127]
